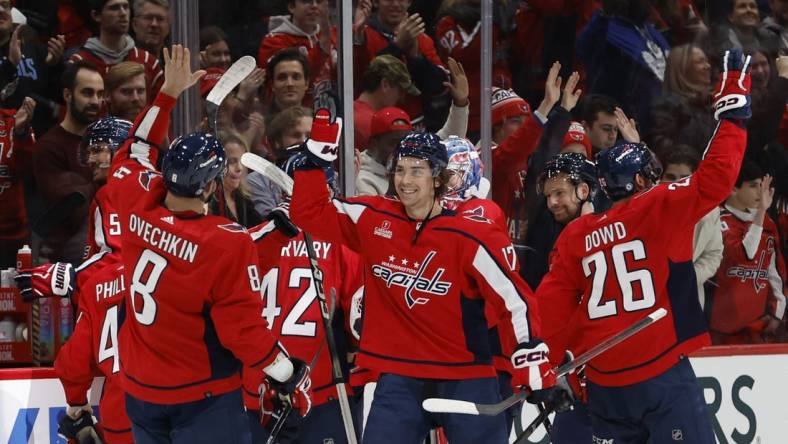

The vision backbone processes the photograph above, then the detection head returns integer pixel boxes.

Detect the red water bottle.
[16,245,32,270]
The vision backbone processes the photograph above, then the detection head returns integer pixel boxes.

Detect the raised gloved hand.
[511,340,573,413]
[266,200,299,238]
[57,405,102,444]
[14,262,75,302]
[713,48,752,121]
[304,92,342,167]
[261,356,313,422]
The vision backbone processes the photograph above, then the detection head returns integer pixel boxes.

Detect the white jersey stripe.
[472,245,530,343]
[333,199,366,224]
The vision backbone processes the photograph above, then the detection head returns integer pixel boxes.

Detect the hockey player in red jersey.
[291,98,568,443]
[709,166,787,344]
[243,152,365,443]
[54,256,132,443]
[106,45,310,443]
[535,49,753,443]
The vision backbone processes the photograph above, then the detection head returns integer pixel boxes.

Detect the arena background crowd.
[1,0,786,349]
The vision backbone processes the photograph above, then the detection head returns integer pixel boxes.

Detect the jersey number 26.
[582,239,656,319]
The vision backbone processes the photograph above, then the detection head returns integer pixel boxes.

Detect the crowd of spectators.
[1,0,786,344]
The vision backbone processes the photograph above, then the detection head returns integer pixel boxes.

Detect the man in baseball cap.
[355,55,420,150]
[356,106,412,196]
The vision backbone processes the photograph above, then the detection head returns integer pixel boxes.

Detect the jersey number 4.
[260,267,317,337]
[98,306,120,373]
[582,239,656,319]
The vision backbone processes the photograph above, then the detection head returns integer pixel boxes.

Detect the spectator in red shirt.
[69,0,163,100]
[435,0,511,139]
[257,0,335,95]
[131,0,170,60]
[353,0,448,129]
[354,54,419,151]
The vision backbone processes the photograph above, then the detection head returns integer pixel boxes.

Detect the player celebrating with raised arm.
[105,45,310,443]
[289,98,567,443]
[535,49,753,443]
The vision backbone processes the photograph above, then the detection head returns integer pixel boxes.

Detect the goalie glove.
[713,48,752,121]
[304,92,342,167]
[15,262,75,302]
[58,406,103,444]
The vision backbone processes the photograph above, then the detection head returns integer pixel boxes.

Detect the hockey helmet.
[595,142,662,201]
[161,132,227,197]
[538,152,598,198]
[441,136,483,203]
[388,131,448,177]
[80,116,133,165]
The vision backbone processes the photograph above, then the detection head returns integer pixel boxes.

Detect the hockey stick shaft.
[303,233,358,444]
[240,152,293,195]
[265,402,292,444]
[422,308,668,416]
[513,405,553,444]
[205,55,255,133]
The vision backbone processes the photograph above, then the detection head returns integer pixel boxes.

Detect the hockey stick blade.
[205,55,255,132]
[241,152,294,195]
[422,308,667,416]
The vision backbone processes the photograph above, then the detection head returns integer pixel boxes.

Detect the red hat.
[561,121,593,158]
[370,107,412,137]
[200,67,225,97]
[491,87,530,126]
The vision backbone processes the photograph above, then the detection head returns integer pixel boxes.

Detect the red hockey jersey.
[55,255,132,444]
[489,112,545,245]
[0,109,34,241]
[434,16,511,133]
[292,170,539,380]
[107,93,282,404]
[242,221,364,408]
[69,46,163,101]
[536,120,746,386]
[709,205,787,334]
[84,186,122,259]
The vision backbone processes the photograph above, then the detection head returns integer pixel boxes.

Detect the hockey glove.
[261,357,313,419]
[713,48,752,121]
[15,262,75,302]
[511,340,572,411]
[304,92,342,167]
[58,406,102,444]
[266,200,299,238]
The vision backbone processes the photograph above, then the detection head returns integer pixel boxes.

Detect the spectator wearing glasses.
[131,0,170,60]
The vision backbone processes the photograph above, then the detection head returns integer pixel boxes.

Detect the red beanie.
[491,87,530,126]
[561,121,593,158]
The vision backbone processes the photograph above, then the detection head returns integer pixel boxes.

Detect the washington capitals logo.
[371,250,452,308]
[726,237,774,292]
[138,170,159,191]
[463,205,492,224]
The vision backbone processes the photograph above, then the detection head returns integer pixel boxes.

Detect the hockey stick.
[303,241,359,444]
[241,152,293,195]
[205,55,255,132]
[265,402,293,444]
[422,308,668,416]
[513,405,553,444]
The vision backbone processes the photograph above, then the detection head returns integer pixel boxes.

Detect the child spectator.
[709,162,787,344]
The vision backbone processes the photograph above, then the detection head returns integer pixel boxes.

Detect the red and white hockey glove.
[305,92,342,167]
[261,356,313,421]
[713,48,752,121]
[15,262,75,302]
[511,340,573,412]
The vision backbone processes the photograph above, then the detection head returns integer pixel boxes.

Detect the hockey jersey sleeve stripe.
[135,105,159,141]
[76,250,109,273]
[332,199,367,224]
[93,205,109,253]
[742,223,763,260]
[249,220,277,241]
[767,254,786,319]
[472,245,531,343]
